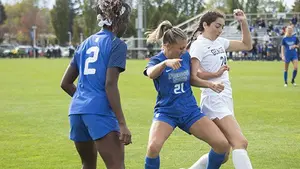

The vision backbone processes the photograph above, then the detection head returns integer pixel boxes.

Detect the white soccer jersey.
[190,35,232,98]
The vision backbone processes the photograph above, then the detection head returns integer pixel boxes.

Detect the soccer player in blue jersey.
[60,0,132,169]
[281,25,299,87]
[143,20,231,169]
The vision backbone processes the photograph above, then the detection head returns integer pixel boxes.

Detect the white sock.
[232,149,253,169]
[189,153,208,169]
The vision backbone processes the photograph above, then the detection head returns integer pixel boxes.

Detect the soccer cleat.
[284,84,288,87]
[291,80,297,86]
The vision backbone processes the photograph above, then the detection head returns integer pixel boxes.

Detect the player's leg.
[190,118,230,169]
[74,141,97,169]
[69,115,97,169]
[284,58,290,86]
[145,113,175,169]
[214,115,253,169]
[181,110,230,169]
[94,132,125,169]
[291,58,298,86]
[82,114,124,169]
[188,95,233,169]
[189,152,230,169]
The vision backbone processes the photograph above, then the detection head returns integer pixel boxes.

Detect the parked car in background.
[0,44,15,58]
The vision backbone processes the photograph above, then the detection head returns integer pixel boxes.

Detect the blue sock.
[292,69,297,82]
[145,156,160,169]
[206,149,225,169]
[284,71,288,83]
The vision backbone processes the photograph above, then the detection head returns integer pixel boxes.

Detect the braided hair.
[94,0,131,37]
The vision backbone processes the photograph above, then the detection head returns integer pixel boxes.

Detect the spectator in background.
[146,42,154,58]
[68,45,75,58]
[267,21,274,33]
[257,17,266,28]
[278,16,284,25]
[251,41,258,60]
[291,14,298,26]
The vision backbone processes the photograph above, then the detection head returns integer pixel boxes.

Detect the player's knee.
[80,154,97,169]
[232,137,248,149]
[104,157,124,169]
[147,141,163,157]
[212,138,230,153]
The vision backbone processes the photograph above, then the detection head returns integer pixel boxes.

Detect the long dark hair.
[186,10,225,49]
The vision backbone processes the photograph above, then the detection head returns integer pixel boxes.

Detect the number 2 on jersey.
[84,46,100,75]
[220,56,227,66]
[174,83,185,94]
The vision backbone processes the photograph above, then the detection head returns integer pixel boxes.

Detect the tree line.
[0,0,297,46]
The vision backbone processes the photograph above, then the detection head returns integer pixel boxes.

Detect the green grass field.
[0,59,299,169]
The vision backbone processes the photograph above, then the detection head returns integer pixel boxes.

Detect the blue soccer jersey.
[144,51,199,117]
[282,36,299,58]
[69,29,127,116]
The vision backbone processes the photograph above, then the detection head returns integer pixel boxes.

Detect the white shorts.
[200,95,234,120]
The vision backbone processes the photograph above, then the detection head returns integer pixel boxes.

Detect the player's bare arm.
[191,58,229,80]
[190,58,224,93]
[227,9,252,52]
[146,59,181,79]
[60,64,78,97]
[281,45,285,61]
[106,67,131,145]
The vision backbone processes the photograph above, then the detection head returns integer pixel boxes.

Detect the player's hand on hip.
[233,9,246,22]
[209,82,224,93]
[165,59,182,70]
[119,124,132,145]
[291,45,298,49]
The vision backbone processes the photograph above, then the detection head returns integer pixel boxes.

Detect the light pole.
[32,26,37,58]
[137,0,143,59]
[80,33,83,43]
[68,31,72,45]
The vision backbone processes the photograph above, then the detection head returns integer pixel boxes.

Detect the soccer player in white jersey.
[187,9,253,169]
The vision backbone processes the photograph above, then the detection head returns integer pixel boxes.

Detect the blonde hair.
[146,20,187,44]
[285,25,293,37]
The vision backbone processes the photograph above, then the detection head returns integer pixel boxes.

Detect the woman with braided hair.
[60,0,132,168]
[187,9,253,169]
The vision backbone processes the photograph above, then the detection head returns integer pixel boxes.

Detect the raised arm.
[227,9,253,52]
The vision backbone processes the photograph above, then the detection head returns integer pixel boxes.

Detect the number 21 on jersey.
[84,46,100,75]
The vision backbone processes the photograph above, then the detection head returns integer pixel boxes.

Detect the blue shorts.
[285,55,298,63]
[69,114,119,142]
[153,109,205,134]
